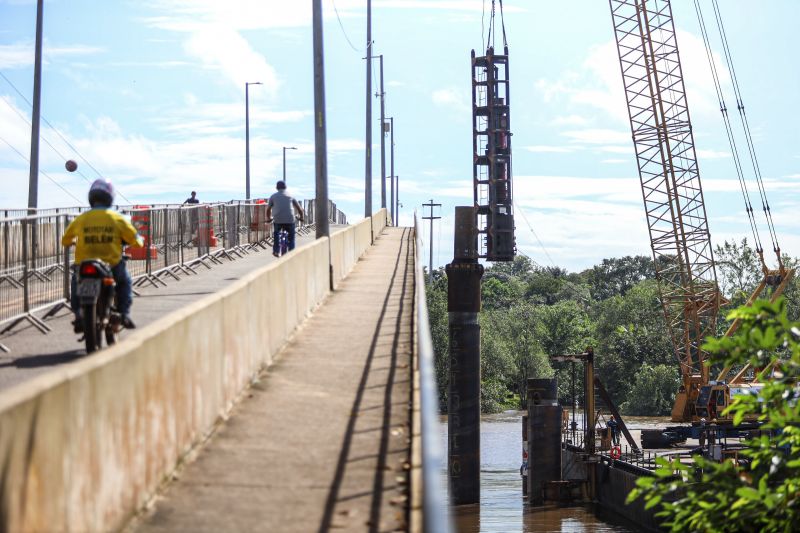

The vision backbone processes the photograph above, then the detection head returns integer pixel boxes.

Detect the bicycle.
[276,227,289,256]
[267,216,302,258]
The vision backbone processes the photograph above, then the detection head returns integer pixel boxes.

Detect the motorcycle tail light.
[81,264,98,275]
[102,277,115,286]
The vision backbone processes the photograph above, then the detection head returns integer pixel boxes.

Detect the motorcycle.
[76,259,121,353]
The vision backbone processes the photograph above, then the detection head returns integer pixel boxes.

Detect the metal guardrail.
[0,199,346,348]
[0,198,349,224]
[413,213,452,533]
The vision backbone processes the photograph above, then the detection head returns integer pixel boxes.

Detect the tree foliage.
[628,299,800,532]
[426,243,799,416]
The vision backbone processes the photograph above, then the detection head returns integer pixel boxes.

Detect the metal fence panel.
[0,199,347,339]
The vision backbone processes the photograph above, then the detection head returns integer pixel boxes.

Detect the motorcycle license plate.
[77,279,101,297]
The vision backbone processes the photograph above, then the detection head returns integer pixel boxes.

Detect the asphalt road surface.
[0,229,329,392]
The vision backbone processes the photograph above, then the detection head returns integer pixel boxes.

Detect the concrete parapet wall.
[0,211,388,532]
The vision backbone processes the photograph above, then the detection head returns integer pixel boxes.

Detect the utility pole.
[378,55,386,209]
[422,199,441,276]
[389,116,394,224]
[27,0,44,212]
[312,0,329,242]
[364,0,372,219]
[245,81,262,200]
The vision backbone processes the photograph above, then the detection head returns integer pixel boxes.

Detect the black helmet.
[88,179,114,207]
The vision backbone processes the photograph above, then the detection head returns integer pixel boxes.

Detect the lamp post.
[245,81,262,200]
[388,116,394,223]
[313,0,329,241]
[282,146,297,184]
[27,0,44,212]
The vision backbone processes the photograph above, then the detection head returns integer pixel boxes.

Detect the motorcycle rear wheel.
[82,304,103,353]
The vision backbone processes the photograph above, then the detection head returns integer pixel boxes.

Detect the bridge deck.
[130,226,416,532]
[0,229,327,390]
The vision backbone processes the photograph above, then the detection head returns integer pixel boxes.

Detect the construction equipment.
[609,0,794,425]
[471,1,515,261]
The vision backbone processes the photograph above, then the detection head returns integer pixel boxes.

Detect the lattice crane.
[610,0,721,422]
[610,0,794,423]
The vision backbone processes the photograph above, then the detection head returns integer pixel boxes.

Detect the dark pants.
[273,223,296,254]
[70,260,133,317]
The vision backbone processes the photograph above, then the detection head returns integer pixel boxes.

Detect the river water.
[439,411,663,532]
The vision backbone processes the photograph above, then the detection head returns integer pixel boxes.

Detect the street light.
[282,146,297,184]
[245,81,262,200]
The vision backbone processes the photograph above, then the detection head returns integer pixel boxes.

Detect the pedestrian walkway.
[130,227,416,532]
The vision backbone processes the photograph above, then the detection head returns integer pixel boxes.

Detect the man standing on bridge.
[266,180,304,257]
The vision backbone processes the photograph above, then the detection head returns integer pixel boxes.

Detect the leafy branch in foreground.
[627,299,800,533]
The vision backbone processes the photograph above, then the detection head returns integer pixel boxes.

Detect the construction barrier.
[127,205,158,260]
[197,205,218,248]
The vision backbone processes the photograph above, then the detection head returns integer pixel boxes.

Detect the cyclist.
[265,180,304,257]
[62,179,143,332]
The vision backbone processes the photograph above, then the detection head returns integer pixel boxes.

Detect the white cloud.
[561,128,630,145]
[525,145,575,154]
[601,159,627,165]
[0,42,103,69]
[431,87,469,113]
[183,25,279,95]
[534,30,731,126]
[696,149,730,160]
[550,114,590,127]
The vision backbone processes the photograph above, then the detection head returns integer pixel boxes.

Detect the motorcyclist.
[61,179,143,332]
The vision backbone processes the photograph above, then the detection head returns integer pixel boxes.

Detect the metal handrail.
[413,212,452,533]
[0,199,347,340]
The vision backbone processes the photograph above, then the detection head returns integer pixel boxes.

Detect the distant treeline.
[426,239,800,415]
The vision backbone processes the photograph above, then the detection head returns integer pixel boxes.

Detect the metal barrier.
[413,213,452,533]
[0,199,347,346]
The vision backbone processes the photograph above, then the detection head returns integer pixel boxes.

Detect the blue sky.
[1,0,798,271]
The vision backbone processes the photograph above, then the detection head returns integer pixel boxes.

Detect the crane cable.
[484,0,509,52]
[710,0,782,269]
[513,199,557,269]
[693,0,765,267]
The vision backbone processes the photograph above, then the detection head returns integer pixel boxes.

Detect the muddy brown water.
[440,412,669,532]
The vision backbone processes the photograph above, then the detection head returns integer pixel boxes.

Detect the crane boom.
[610,0,721,421]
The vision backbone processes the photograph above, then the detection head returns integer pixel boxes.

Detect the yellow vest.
[62,208,143,266]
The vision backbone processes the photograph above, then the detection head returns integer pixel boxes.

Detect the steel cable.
[693,0,764,257]
[710,0,781,262]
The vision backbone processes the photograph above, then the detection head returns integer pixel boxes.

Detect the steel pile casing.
[527,378,562,505]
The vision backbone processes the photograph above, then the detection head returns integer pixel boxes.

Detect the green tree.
[593,280,673,407]
[582,255,655,301]
[426,268,450,411]
[479,309,515,412]
[619,363,679,416]
[715,238,762,305]
[535,300,595,402]
[629,299,800,531]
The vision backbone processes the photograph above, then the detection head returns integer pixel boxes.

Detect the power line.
[0,70,132,204]
[330,0,360,52]
[0,134,83,204]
